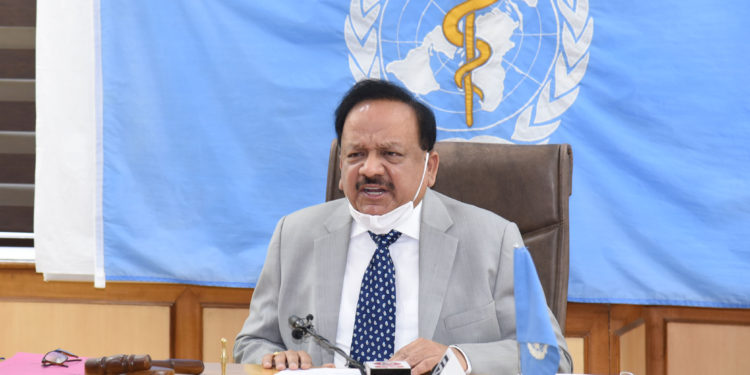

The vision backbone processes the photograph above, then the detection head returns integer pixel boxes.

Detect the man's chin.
[355,203,395,216]
[358,208,390,216]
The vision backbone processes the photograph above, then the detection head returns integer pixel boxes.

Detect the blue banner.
[560,1,750,308]
[100,1,350,286]
[100,1,750,307]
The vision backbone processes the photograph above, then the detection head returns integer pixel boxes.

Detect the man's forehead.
[347,99,416,121]
[342,100,418,136]
[342,139,406,150]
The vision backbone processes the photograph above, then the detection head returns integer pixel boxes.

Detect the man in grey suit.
[234,79,572,374]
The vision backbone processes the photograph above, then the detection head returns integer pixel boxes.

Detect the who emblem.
[345,0,593,143]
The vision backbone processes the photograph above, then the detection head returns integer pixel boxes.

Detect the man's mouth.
[356,177,394,198]
[361,186,387,197]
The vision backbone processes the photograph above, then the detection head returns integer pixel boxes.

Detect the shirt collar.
[350,201,423,240]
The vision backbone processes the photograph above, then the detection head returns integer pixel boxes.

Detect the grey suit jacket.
[234,189,572,374]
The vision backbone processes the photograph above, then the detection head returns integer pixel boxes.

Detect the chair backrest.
[325,140,572,331]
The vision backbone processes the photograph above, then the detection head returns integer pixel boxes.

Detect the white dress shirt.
[333,203,422,368]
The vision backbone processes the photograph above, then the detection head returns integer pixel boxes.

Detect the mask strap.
[412,152,430,202]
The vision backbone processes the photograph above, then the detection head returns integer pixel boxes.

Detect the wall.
[3,264,750,374]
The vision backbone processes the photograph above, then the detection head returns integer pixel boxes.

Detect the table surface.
[201,363,361,375]
[202,362,277,375]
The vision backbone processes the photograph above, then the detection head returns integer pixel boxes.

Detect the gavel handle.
[151,359,204,374]
[129,367,175,375]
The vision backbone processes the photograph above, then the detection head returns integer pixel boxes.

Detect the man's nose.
[359,153,384,177]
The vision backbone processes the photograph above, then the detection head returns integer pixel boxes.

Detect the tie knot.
[368,230,402,248]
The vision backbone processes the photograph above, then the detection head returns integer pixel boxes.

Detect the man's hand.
[261,350,313,371]
[390,338,468,375]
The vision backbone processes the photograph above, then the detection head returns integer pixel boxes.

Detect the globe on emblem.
[377,0,560,134]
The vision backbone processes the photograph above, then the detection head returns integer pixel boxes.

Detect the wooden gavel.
[84,354,204,375]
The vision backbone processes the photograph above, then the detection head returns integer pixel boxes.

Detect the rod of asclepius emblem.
[442,0,498,127]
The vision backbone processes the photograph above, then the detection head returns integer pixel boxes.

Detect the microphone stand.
[290,315,366,375]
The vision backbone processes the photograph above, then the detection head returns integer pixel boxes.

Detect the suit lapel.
[313,201,351,358]
[418,190,458,339]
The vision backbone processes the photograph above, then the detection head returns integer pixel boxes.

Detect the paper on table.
[277,368,360,375]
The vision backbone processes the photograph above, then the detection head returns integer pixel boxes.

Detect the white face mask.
[348,152,430,234]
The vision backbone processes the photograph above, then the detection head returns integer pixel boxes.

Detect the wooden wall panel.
[3,265,750,373]
[667,322,750,375]
[202,307,251,363]
[0,264,253,360]
[565,302,610,374]
[641,305,750,375]
[0,300,170,358]
[619,322,646,375]
[564,337,584,374]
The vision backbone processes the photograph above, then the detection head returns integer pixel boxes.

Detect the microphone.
[288,314,366,375]
[288,314,313,329]
[288,314,311,339]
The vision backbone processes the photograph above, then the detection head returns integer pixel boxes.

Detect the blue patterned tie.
[350,230,402,363]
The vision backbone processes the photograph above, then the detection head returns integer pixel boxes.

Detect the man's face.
[339,99,439,215]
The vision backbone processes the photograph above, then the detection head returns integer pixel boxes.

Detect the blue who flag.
[514,246,560,375]
[34,0,750,309]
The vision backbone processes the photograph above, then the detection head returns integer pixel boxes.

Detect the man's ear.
[426,150,440,187]
[338,150,344,191]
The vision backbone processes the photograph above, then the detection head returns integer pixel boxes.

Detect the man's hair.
[334,79,437,151]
